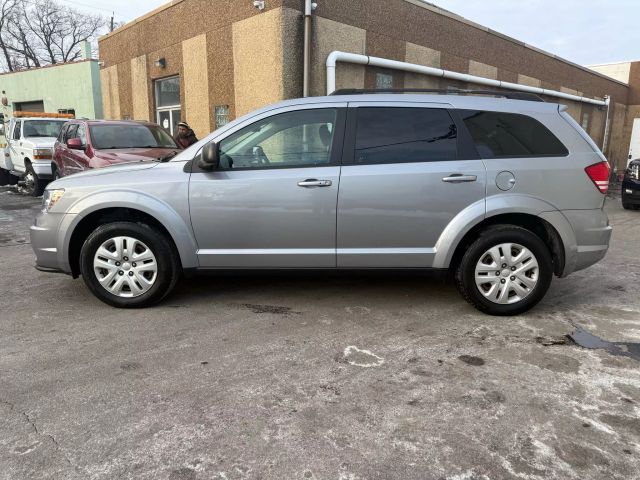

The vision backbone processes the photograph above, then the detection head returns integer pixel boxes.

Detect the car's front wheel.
[79,222,181,308]
[23,164,46,196]
[455,225,553,316]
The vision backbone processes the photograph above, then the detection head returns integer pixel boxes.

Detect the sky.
[68,0,638,66]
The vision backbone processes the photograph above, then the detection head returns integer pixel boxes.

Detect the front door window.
[155,76,181,136]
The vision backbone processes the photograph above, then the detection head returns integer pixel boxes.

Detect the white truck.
[0,113,71,196]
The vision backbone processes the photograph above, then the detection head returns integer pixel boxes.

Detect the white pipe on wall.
[326,51,608,106]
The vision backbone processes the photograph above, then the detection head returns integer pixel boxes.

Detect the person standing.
[174,121,198,149]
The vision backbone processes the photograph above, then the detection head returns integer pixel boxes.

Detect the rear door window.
[352,107,458,165]
[459,110,568,158]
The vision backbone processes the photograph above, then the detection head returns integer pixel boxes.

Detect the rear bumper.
[562,208,612,275]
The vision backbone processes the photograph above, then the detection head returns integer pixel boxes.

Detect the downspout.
[302,0,314,97]
[325,51,608,107]
[602,95,611,154]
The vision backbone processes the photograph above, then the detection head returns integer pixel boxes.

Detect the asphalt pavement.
[1,185,639,480]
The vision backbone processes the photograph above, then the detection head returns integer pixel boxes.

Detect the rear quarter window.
[459,110,568,158]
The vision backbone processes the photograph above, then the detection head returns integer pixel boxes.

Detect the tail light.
[585,161,610,194]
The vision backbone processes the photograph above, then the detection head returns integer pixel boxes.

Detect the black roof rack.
[329,88,545,103]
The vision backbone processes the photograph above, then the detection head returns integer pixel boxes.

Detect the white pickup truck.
[0,114,70,196]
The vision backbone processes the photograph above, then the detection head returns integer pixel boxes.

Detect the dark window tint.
[459,110,568,158]
[354,107,457,165]
[90,124,177,149]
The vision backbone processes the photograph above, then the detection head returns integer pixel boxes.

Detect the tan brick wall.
[560,87,582,122]
[517,74,541,88]
[131,55,150,121]
[100,65,120,120]
[404,42,440,89]
[232,7,292,117]
[182,34,211,138]
[607,102,629,172]
[469,60,497,80]
[310,16,366,96]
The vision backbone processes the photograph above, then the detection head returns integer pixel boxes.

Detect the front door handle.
[297,179,332,187]
[442,174,477,183]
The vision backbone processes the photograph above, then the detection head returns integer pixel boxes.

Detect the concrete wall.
[589,62,631,85]
[0,60,102,119]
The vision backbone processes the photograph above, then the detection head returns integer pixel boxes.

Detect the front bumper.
[30,210,72,273]
[31,160,53,179]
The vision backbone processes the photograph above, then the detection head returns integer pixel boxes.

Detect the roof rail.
[329,88,545,102]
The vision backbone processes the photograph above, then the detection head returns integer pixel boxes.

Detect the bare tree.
[0,0,109,72]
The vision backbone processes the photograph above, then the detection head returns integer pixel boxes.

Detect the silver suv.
[31,92,612,315]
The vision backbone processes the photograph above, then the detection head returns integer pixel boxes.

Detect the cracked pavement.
[0,185,639,479]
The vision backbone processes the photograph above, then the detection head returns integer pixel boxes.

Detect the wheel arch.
[448,213,566,277]
[434,195,574,277]
[63,197,198,278]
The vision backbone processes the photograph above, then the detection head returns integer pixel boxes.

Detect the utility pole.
[110,13,114,32]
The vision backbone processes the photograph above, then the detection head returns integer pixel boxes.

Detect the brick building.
[98,0,633,172]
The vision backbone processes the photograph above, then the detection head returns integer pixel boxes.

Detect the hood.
[49,160,160,188]
[95,147,181,164]
[22,137,56,148]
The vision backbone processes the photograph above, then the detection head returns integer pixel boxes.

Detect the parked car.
[31,92,612,315]
[621,159,640,210]
[52,120,181,179]
[0,114,70,195]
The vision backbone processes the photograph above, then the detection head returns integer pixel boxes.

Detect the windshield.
[23,120,66,138]
[90,124,178,149]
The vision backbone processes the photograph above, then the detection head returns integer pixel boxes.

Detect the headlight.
[33,148,53,160]
[42,189,65,212]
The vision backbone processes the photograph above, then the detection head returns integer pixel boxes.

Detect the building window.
[375,73,393,89]
[58,108,76,117]
[155,76,181,136]
[215,105,230,129]
[581,112,590,131]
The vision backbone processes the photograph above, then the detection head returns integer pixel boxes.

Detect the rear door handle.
[442,174,477,183]
[297,179,332,187]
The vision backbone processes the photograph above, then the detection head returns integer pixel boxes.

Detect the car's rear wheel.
[455,225,553,316]
[52,167,61,181]
[79,222,181,308]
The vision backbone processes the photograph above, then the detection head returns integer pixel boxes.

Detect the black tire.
[52,166,61,181]
[23,164,46,196]
[79,222,181,308]
[454,225,553,316]
[622,202,631,210]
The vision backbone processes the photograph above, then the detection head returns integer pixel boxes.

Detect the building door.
[628,118,640,166]
[155,76,181,136]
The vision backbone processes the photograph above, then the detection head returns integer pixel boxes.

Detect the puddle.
[567,326,640,362]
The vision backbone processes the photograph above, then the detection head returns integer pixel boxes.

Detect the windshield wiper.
[158,151,178,162]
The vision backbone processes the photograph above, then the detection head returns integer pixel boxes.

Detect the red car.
[52,119,181,179]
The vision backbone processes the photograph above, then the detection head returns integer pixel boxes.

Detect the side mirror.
[198,142,219,170]
[67,138,83,150]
